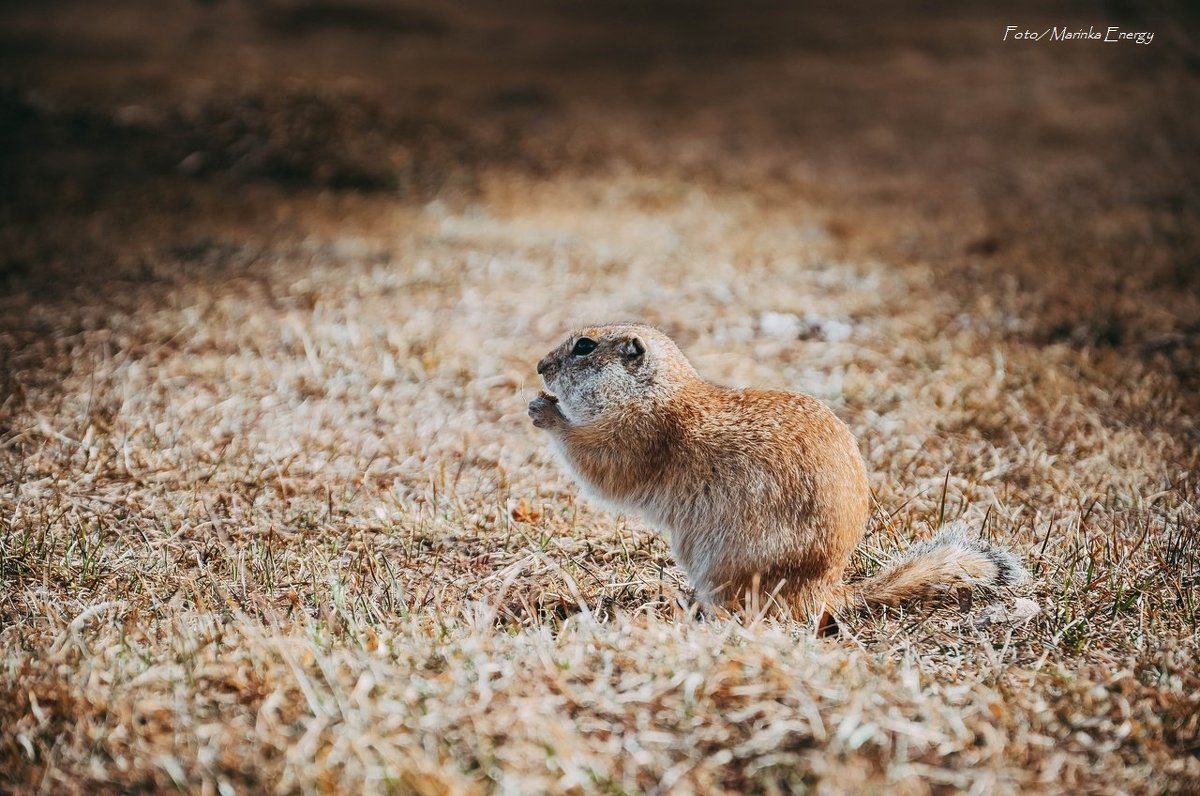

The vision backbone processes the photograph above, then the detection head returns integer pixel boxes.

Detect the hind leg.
[715,570,838,627]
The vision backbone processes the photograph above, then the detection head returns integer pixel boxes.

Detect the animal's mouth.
[538,390,559,403]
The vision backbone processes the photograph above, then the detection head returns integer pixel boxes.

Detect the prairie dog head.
[536,324,699,424]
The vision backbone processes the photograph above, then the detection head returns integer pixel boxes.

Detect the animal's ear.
[618,336,645,359]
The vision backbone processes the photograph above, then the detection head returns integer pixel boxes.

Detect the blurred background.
[2,0,1199,445]
[2,2,1197,344]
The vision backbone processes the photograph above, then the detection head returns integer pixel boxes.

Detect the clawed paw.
[528,392,564,429]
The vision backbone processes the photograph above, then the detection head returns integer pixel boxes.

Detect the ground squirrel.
[528,323,1027,623]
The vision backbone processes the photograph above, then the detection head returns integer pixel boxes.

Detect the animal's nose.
[536,356,553,376]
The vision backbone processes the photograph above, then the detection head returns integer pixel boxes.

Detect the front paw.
[528,392,565,429]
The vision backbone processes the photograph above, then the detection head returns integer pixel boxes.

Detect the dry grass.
[2,1,1199,793]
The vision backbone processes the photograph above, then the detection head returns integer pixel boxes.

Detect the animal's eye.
[571,337,598,356]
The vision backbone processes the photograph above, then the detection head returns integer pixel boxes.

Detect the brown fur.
[529,323,1026,622]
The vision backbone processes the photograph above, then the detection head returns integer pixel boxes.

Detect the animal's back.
[655,386,871,606]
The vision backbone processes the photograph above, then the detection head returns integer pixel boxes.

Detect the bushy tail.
[835,521,1028,609]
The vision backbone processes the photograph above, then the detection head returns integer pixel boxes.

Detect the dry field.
[2,1,1198,793]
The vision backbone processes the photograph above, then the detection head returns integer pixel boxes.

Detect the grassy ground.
[2,1,1198,793]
